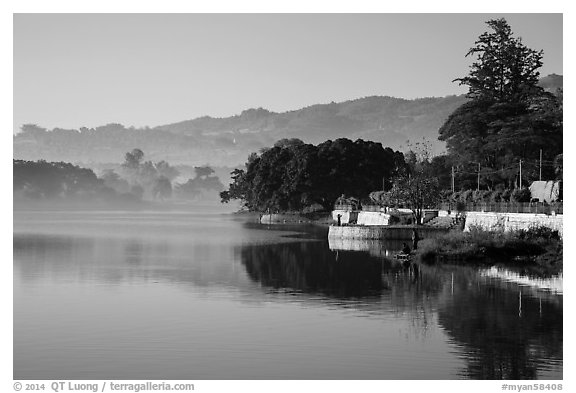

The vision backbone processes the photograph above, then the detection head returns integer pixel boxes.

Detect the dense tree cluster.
[220,138,406,211]
[102,149,223,201]
[439,18,563,190]
[98,148,181,201]
[14,160,102,199]
[174,166,224,200]
[14,150,224,204]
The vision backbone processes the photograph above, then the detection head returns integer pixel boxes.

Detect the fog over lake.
[14,207,562,380]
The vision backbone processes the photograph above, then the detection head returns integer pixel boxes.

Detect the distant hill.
[13,75,562,168]
[157,94,468,153]
[13,96,468,167]
[538,73,563,93]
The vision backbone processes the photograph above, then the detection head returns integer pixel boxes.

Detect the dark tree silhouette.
[174,166,224,200]
[123,148,144,169]
[152,176,172,200]
[439,18,562,188]
[220,138,407,211]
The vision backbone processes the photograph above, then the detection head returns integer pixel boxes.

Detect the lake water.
[13,207,563,380]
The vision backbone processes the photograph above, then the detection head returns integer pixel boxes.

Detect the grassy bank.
[415,226,562,276]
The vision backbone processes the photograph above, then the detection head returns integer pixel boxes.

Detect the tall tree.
[455,18,544,103]
[439,18,562,188]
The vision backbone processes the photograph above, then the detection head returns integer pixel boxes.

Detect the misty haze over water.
[14,207,562,380]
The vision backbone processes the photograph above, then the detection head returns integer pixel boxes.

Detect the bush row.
[440,188,533,204]
[417,225,560,262]
[415,225,562,276]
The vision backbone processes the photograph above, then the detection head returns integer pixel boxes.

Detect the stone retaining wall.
[332,210,358,224]
[328,225,449,240]
[260,214,308,224]
[356,211,391,225]
[332,210,399,225]
[464,212,563,237]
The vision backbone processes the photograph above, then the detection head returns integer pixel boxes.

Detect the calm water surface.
[14,207,563,380]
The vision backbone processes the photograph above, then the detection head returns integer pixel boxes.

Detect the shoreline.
[413,228,562,277]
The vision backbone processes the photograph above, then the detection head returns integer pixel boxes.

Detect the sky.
[13,13,563,132]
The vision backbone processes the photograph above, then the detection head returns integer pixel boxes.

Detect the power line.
[455,164,519,175]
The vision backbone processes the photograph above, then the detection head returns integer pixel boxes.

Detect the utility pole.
[539,149,542,181]
[519,160,523,188]
[477,163,480,191]
[451,166,455,193]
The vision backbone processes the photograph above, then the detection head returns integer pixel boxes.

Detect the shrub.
[511,187,531,203]
[473,189,491,203]
[460,189,474,202]
[416,239,440,262]
[518,225,560,241]
[490,189,503,202]
[466,224,487,234]
[441,189,452,199]
[416,226,557,268]
[501,189,512,202]
[472,190,483,203]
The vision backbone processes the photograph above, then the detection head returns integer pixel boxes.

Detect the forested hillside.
[13,75,561,167]
[14,95,467,166]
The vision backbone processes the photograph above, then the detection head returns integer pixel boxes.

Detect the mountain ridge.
[14,75,562,167]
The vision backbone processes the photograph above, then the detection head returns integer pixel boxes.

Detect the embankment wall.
[463,212,563,237]
[332,210,358,224]
[357,211,391,225]
[332,210,397,225]
[328,225,449,240]
[260,213,308,224]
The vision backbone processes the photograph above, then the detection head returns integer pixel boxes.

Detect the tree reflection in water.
[438,270,563,379]
[240,241,386,298]
[239,240,562,379]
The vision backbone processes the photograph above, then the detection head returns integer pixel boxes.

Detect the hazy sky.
[13,13,562,132]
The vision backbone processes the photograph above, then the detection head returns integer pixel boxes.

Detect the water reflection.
[14,233,246,289]
[239,240,563,380]
[14,211,562,380]
[480,267,563,294]
[438,271,563,379]
[328,237,405,258]
[240,241,386,298]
